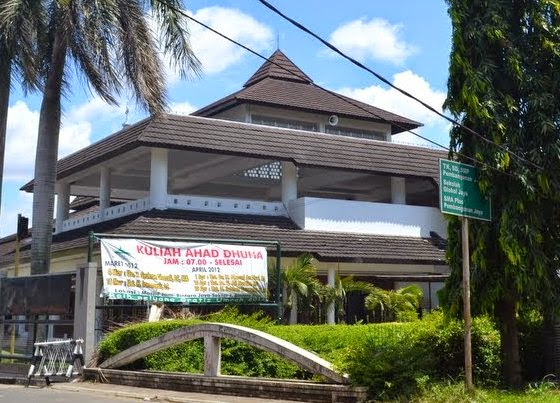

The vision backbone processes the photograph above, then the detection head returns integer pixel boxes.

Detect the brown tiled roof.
[21,114,446,191]
[0,210,446,266]
[244,49,312,86]
[69,196,131,211]
[193,50,421,134]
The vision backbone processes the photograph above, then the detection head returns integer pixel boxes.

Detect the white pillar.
[150,148,168,209]
[327,267,336,325]
[99,166,111,214]
[74,262,99,366]
[204,335,221,376]
[55,181,70,233]
[391,177,406,204]
[282,162,298,205]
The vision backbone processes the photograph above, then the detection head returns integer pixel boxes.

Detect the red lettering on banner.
[223,249,263,259]
[137,245,181,257]
[185,248,219,258]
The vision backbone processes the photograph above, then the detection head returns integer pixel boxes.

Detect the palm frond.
[148,0,201,79]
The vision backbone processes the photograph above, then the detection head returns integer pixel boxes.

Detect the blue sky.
[0,1,452,237]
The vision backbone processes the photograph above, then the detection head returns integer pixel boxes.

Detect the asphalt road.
[0,382,300,403]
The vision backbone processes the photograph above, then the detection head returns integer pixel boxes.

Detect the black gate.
[0,273,74,363]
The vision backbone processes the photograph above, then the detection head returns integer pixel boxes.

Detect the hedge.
[96,308,501,400]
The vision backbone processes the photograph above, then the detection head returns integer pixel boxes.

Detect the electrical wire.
[257,0,543,172]
[155,0,513,177]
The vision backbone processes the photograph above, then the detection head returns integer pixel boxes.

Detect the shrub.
[340,311,501,400]
[96,308,501,400]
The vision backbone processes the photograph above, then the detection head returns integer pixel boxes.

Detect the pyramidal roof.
[193,50,421,134]
[243,49,312,86]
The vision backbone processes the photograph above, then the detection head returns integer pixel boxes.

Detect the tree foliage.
[281,253,321,324]
[442,0,560,386]
[0,0,43,219]
[365,285,423,322]
[0,0,201,274]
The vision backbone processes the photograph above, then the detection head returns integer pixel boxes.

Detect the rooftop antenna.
[276,31,280,50]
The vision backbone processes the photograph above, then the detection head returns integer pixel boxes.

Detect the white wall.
[289,197,447,238]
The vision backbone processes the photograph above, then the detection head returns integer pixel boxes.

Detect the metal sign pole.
[462,217,473,392]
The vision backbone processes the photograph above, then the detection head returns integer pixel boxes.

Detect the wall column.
[281,162,298,206]
[150,148,168,209]
[73,262,99,366]
[391,177,406,204]
[327,267,336,325]
[99,166,111,215]
[204,335,222,376]
[55,181,70,233]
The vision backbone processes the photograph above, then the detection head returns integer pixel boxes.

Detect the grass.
[406,380,560,403]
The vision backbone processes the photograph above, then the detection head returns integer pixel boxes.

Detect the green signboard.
[439,159,491,221]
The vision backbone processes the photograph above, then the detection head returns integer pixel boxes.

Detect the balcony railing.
[59,195,445,239]
[288,197,446,238]
[59,195,288,233]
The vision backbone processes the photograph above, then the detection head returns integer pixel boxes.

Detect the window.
[325,126,386,141]
[251,115,318,131]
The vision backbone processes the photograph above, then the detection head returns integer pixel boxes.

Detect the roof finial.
[122,105,130,129]
[276,31,280,50]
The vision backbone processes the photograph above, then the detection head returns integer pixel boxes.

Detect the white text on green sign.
[439,159,491,221]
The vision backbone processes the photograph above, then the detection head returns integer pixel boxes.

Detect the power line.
[167,4,508,174]
[257,0,543,172]
[153,0,515,177]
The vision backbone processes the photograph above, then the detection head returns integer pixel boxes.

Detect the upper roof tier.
[20,113,445,192]
[193,50,421,134]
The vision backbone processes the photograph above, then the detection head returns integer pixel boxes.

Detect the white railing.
[59,195,287,233]
[61,198,151,232]
[288,197,447,238]
[166,194,287,216]
[59,194,444,238]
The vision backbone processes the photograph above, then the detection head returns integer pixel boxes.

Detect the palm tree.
[0,0,43,219]
[0,0,201,274]
[365,285,423,322]
[323,274,373,323]
[282,253,321,324]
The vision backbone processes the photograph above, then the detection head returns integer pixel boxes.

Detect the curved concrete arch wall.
[99,322,348,384]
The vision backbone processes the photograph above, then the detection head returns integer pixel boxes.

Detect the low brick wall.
[84,368,367,403]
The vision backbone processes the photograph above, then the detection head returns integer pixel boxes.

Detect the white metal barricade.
[27,338,84,386]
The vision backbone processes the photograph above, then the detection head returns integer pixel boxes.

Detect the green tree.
[322,274,373,323]
[0,0,43,219]
[0,0,200,274]
[282,253,321,324]
[365,285,423,322]
[442,0,560,387]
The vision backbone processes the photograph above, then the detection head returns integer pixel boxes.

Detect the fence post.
[74,262,98,366]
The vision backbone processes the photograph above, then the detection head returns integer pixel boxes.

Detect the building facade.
[1,50,449,314]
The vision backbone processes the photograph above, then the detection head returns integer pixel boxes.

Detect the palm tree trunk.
[0,46,11,219]
[289,294,298,325]
[31,24,67,274]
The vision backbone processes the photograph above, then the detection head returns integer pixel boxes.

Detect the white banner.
[100,238,268,303]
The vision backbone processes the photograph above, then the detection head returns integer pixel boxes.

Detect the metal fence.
[0,314,74,363]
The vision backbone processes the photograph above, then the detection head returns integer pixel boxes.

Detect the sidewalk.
[0,374,300,403]
[55,381,301,402]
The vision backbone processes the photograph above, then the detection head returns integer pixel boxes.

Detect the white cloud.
[169,101,197,115]
[337,70,449,146]
[191,7,273,74]
[66,96,122,123]
[2,97,119,236]
[329,18,416,65]
[161,6,273,83]
[0,190,32,237]
[3,98,115,181]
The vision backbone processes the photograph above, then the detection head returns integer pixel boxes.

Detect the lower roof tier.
[1,209,447,267]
